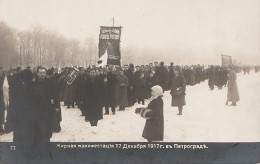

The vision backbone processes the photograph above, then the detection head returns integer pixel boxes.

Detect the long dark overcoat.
[12,79,35,143]
[170,74,186,107]
[116,74,128,107]
[155,66,168,91]
[85,76,104,121]
[33,77,53,142]
[104,72,117,107]
[142,96,164,141]
[49,74,62,132]
[134,71,146,100]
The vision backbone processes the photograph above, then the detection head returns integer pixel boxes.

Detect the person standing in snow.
[135,85,164,142]
[226,65,240,106]
[103,67,117,115]
[170,66,186,115]
[116,69,128,111]
[85,69,104,126]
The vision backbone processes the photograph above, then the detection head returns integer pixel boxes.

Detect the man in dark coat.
[76,69,88,116]
[134,69,146,105]
[104,68,117,115]
[167,62,175,90]
[85,70,104,126]
[155,62,169,92]
[33,67,53,143]
[5,68,22,133]
[146,70,159,98]
[46,69,62,133]
[12,69,35,144]
[124,64,135,106]
[208,66,216,90]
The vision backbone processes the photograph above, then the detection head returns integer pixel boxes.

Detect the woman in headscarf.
[170,66,186,115]
[226,65,240,106]
[135,85,164,142]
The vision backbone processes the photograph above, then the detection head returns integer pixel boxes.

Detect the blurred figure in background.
[226,65,240,106]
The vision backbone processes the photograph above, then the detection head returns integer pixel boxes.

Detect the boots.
[231,102,237,106]
[177,107,183,115]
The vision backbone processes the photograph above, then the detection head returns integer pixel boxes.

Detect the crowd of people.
[0,62,257,142]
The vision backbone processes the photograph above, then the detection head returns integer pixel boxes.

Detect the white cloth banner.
[97,50,108,67]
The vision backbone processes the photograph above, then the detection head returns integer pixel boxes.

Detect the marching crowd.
[0,62,256,142]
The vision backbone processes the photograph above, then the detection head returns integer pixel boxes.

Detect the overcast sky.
[0,0,260,64]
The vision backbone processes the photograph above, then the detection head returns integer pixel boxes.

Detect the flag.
[221,55,232,66]
[98,26,122,65]
[97,49,108,67]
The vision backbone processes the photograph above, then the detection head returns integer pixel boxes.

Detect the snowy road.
[1,72,260,142]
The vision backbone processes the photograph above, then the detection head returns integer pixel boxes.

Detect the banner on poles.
[221,55,232,66]
[98,26,122,66]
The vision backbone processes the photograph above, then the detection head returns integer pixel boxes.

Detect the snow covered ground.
[1,72,260,142]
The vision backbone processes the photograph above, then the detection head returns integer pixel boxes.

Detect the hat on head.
[129,64,134,69]
[151,85,163,98]
[160,62,164,66]
[174,66,182,72]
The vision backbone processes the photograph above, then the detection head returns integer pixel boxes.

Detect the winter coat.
[167,66,174,90]
[142,96,164,141]
[76,74,88,103]
[104,72,117,106]
[5,73,22,132]
[48,74,62,132]
[155,66,169,91]
[63,76,77,103]
[227,70,240,102]
[170,74,186,107]
[116,74,128,107]
[147,75,159,90]
[208,67,216,88]
[12,79,35,143]
[125,68,135,88]
[134,71,146,99]
[33,77,53,140]
[85,76,104,121]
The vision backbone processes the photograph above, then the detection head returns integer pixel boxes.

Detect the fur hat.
[151,85,163,98]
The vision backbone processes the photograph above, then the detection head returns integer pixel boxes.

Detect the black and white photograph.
[0,0,260,163]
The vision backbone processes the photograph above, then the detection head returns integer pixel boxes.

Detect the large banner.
[221,55,232,66]
[98,26,122,65]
